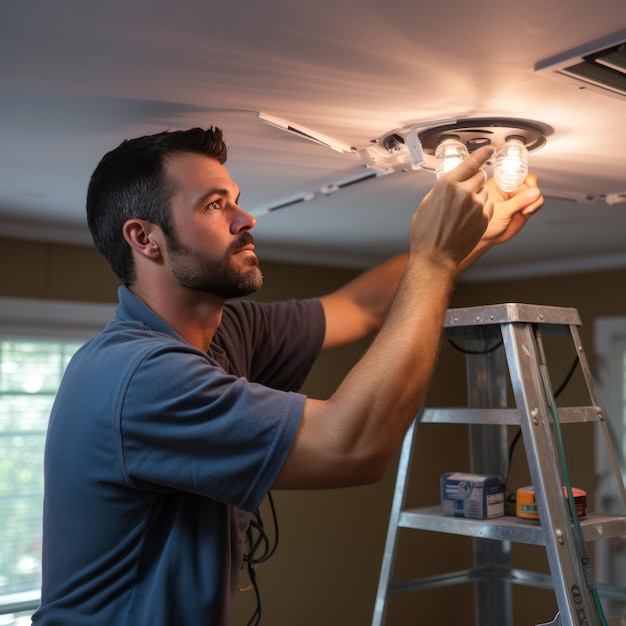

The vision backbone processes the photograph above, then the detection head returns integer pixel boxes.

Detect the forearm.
[275,146,494,490]
[331,256,455,456]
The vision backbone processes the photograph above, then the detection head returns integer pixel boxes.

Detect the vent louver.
[536,30,626,100]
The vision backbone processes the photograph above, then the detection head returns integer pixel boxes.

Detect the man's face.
[162,153,262,299]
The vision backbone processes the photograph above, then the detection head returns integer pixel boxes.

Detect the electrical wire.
[535,328,608,626]
[447,338,504,355]
[504,353,579,488]
[242,491,279,626]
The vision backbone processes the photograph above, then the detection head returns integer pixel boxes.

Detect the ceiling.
[1,1,625,282]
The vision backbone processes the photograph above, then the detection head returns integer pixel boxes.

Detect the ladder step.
[421,406,602,425]
[387,568,479,595]
[443,302,581,329]
[398,506,626,545]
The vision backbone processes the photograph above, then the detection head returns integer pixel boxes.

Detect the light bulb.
[435,135,469,178]
[494,136,528,193]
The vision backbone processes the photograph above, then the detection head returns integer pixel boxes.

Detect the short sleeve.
[213,298,325,389]
[118,341,305,512]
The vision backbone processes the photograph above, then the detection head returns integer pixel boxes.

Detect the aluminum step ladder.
[372,303,626,626]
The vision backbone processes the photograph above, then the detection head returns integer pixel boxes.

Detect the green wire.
[539,346,609,626]
[548,400,608,626]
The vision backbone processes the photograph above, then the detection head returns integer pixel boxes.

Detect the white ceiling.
[1,1,625,281]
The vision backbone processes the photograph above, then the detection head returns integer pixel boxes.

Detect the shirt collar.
[114,285,187,344]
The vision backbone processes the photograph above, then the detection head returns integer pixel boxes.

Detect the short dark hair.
[86,127,228,285]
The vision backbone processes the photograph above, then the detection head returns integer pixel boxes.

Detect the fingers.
[485,171,544,215]
[444,146,495,183]
[445,151,544,218]
[506,181,544,216]
[521,187,543,215]
[519,175,544,215]
[431,144,490,196]
[478,187,493,219]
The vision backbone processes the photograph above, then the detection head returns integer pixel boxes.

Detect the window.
[0,338,83,621]
[594,318,626,480]
[0,298,114,622]
[594,317,626,617]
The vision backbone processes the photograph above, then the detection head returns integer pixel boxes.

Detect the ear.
[122,219,162,260]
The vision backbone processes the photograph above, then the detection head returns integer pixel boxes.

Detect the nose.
[230,204,257,234]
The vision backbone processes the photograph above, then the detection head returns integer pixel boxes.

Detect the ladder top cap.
[445,303,581,328]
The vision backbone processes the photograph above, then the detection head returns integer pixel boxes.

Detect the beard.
[165,231,263,299]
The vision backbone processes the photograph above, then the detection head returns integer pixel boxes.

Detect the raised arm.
[318,253,408,351]
[274,146,494,490]
[319,171,544,350]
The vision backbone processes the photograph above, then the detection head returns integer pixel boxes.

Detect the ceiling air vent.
[535,30,626,100]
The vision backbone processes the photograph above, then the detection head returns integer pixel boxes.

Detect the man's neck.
[129,284,225,352]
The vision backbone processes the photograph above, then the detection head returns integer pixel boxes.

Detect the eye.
[207,200,221,211]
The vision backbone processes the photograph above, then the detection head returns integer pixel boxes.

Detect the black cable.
[447,338,580,491]
[553,354,581,399]
[242,491,279,626]
[505,353,579,488]
[447,338,504,355]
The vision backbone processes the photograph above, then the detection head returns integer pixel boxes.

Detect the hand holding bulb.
[453,172,544,273]
[483,173,543,243]
[432,133,542,239]
[432,131,544,272]
[435,134,529,194]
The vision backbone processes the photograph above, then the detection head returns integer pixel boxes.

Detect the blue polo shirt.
[33,287,325,625]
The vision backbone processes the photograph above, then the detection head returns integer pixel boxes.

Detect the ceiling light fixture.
[257,112,550,194]
[361,118,549,183]
[416,118,547,192]
[416,117,547,156]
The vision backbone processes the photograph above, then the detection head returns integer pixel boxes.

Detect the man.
[32,127,543,625]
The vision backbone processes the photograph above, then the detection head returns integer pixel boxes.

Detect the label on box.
[441,472,505,519]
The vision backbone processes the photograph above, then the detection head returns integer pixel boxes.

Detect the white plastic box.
[441,472,505,519]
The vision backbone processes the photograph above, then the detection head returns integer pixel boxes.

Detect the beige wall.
[2,236,624,625]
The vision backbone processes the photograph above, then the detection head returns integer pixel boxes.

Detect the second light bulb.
[493,136,528,193]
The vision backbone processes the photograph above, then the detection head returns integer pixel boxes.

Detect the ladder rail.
[503,320,602,625]
[371,417,418,626]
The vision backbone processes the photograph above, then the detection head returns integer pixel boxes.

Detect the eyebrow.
[197,187,241,206]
